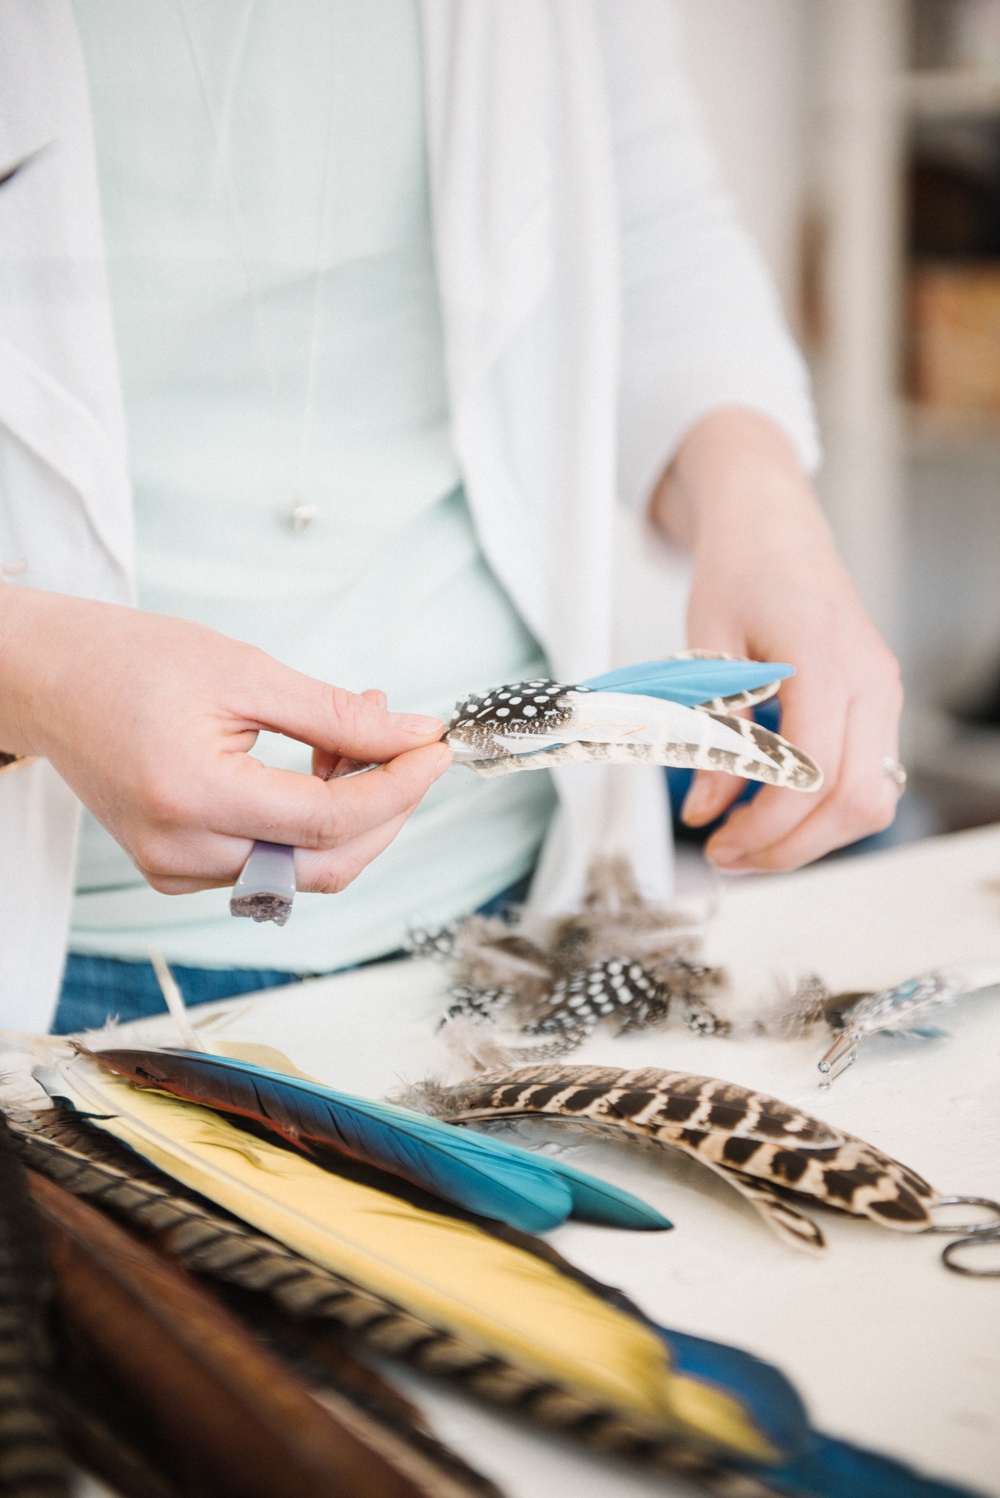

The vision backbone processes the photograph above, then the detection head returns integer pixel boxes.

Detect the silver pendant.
[284,502,319,534]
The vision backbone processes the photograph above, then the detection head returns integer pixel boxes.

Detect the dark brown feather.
[27,1167,438,1498]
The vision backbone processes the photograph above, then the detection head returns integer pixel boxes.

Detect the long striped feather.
[0,1116,69,1498]
[412,1066,940,1238]
[85,1048,668,1234]
[18,1107,976,1498]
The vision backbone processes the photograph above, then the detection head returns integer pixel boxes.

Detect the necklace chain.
[175,0,336,527]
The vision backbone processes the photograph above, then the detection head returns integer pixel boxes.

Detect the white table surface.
[70,825,1000,1496]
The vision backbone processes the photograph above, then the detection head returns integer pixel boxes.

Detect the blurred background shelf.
[903,66,1000,116]
[677,0,1000,842]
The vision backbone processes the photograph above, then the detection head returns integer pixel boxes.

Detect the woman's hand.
[0,588,450,894]
[651,409,903,872]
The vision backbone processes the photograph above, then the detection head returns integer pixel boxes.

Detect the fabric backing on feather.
[406,1066,943,1250]
[411,857,729,1061]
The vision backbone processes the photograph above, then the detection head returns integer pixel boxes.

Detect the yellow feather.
[57,1057,777,1465]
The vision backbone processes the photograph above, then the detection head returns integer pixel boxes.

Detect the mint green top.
[70,0,555,970]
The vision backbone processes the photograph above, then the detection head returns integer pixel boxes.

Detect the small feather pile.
[405,1064,950,1257]
[409,857,728,1060]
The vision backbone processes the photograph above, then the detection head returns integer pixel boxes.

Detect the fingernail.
[705,841,739,868]
[431,746,452,781]
[390,712,445,736]
[681,782,716,827]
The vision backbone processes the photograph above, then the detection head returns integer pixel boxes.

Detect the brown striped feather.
[418,1066,938,1236]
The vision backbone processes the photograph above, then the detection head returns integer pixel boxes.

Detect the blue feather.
[545,1158,671,1229]
[657,1326,810,1458]
[581,658,794,706]
[659,1327,982,1496]
[749,1432,984,1498]
[93,1050,666,1235]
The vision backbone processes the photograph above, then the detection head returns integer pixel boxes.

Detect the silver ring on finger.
[882,756,907,793]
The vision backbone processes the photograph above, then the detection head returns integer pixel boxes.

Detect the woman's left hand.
[651,409,904,873]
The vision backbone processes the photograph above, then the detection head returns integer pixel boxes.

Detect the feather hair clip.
[404,1064,1000,1257]
[78,1045,670,1234]
[445,652,821,791]
[19,1089,981,1497]
[816,963,1000,1082]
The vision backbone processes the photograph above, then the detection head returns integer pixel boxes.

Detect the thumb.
[247,660,446,760]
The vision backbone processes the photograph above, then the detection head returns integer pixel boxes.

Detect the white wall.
[675,0,811,327]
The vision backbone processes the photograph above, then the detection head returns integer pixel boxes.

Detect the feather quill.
[17,1107,978,1498]
[408,1066,942,1245]
[28,1165,453,1498]
[83,1047,668,1233]
[0,1115,70,1498]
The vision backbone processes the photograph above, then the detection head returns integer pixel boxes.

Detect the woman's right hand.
[0,588,451,894]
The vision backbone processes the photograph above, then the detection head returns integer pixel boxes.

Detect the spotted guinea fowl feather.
[410,1066,939,1239]
[83,1047,667,1233]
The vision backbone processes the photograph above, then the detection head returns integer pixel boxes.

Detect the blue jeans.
[51,872,533,1035]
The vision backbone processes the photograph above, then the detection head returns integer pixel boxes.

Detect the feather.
[81,1047,668,1234]
[428,857,728,1060]
[445,673,821,792]
[817,964,1000,1082]
[580,655,794,707]
[28,1165,452,1498]
[49,1057,800,1472]
[18,1109,976,1498]
[0,1114,70,1498]
[410,1066,944,1244]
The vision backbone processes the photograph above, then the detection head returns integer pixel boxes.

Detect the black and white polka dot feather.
[526,959,670,1042]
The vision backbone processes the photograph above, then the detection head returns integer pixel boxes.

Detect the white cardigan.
[0,0,818,1032]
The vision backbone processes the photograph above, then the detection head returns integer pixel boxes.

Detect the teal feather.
[88,1050,670,1236]
[581,657,793,705]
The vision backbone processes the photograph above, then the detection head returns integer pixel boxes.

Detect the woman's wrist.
[0,585,87,758]
[650,408,830,560]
